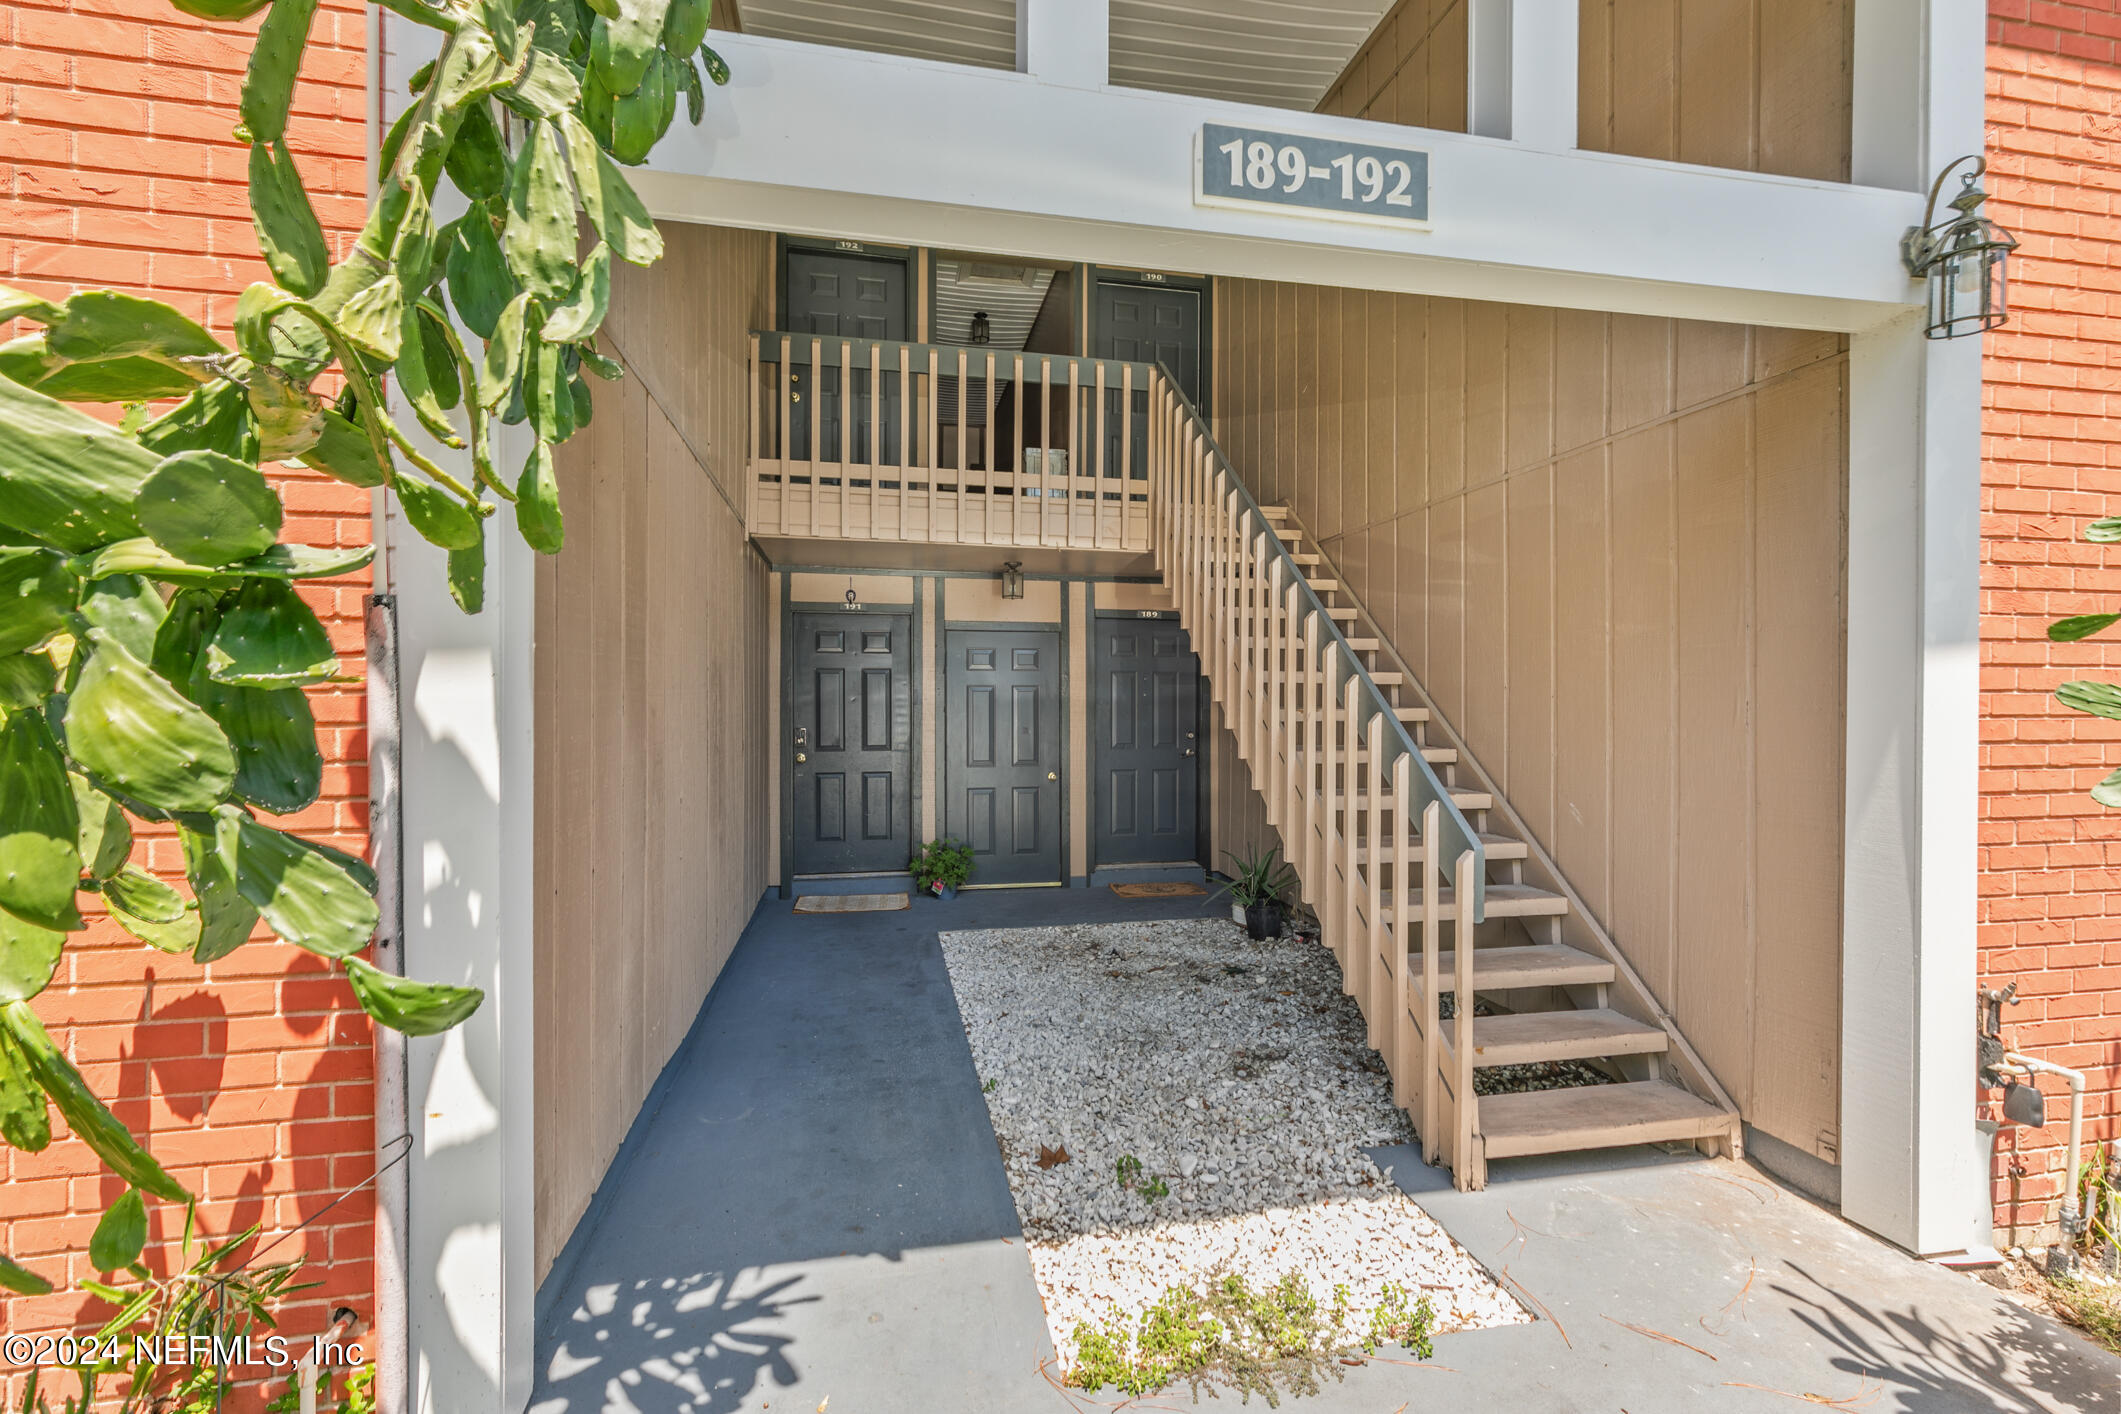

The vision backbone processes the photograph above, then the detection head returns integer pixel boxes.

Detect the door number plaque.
[1195,122,1430,228]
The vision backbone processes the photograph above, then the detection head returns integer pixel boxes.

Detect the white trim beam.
[1017,0,1107,89]
[646,34,1919,331]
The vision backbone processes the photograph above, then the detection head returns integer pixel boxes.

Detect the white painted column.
[1465,0,1578,148]
[1017,0,1107,89]
[376,17,538,1411]
[1840,0,1987,1256]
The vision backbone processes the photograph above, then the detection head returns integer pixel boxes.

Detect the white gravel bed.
[939,916,1528,1365]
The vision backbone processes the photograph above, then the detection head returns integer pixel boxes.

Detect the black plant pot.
[1244,901,1285,940]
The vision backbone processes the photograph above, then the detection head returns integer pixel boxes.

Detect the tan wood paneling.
[1579,0,1852,182]
[1315,0,1467,132]
[534,222,773,1279]
[1207,277,1848,1162]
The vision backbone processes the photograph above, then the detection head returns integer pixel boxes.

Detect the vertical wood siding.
[534,223,775,1276]
[1209,280,1850,1163]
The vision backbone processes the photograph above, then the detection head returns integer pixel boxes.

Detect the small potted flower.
[910,837,974,900]
[1210,845,1297,939]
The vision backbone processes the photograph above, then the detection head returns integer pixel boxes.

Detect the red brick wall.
[1982,0,2121,1248]
[0,0,376,1399]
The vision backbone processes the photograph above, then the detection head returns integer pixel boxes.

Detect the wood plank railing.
[747,332,1155,552]
[1147,368,1491,1183]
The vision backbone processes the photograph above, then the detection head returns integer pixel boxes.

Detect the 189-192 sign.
[1195,122,1430,228]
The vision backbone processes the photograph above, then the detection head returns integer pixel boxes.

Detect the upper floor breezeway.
[621,0,1985,337]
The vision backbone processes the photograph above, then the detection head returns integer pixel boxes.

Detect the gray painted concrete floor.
[530,890,2121,1414]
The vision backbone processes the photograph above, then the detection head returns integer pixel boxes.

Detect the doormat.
[1110,881,1207,899]
[794,892,910,914]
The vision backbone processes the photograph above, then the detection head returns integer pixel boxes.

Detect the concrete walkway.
[530,889,2121,1414]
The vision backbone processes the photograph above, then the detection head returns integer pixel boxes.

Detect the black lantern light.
[999,560,1024,599]
[969,310,992,344]
[1901,155,2017,341]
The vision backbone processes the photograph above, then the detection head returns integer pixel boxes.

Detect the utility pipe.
[2001,1051,2088,1264]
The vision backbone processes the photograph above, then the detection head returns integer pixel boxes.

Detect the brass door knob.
[1047,771,1057,781]
[796,753,807,762]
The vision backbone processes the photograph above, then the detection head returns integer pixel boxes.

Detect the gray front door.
[945,629,1061,886]
[1092,615,1200,867]
[791,612,911,874]
[1093,279,1202,476]
[784,248,909,465]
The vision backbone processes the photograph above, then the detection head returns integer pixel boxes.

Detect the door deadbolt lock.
[1184,748,1196,757]
[796,753,807,762]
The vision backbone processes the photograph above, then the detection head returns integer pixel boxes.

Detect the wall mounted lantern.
[999,561,1024,599]
[1901,155,2017,340]
[969,310,992,344]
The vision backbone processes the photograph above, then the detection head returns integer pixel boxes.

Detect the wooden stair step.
[1434,943,1615,992]
[1323,604,1354,620]
[1260,505,1290,520]
[1377,883,1569,923]
[1336,785,1494,811]
[1289,552,1323,566]
[1345,637,1381,653]
[1306,578,1340,593]
[1296,746,1456,767]
[1471,1009,1668,1067]
[1353,832,1528,864]
[1395,706,1429,724]
[1479,1080,1733,1160]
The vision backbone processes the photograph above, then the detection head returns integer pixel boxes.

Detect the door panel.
[946,629,1061,885]
[1094,280,1201,479]
[792,612,912,873]
[784,249,909,465]
[1093,617,1200,866]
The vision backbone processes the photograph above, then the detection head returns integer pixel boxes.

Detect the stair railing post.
[1264,556,1286,834]
[1281,579,1301,851]
[1390,753,1414,1110]
[1420,799,1442,1165]
[1299,607,1321,912]
[1452,845,1480,1191]
[1364,708,1385,1050]
[1338,670,1360,992]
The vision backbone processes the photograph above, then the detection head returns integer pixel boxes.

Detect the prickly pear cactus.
[0,0,728,1297]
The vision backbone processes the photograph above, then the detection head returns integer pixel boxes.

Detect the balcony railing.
[746,333,1155,553]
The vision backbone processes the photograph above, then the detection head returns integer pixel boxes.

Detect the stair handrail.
[751,330,1154,387]
[1148,368,1487,921]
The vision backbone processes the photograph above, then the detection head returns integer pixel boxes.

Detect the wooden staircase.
[1147,379,1740,1189]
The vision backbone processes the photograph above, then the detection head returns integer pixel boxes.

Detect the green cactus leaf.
[0,911,64,1006]
[104,865,200,955]
[245,365,325,461]
[72,774,131,881]
[445,102,512,201]
[558,114,663,265]
[0,653,57,711]
[504,122,578,302]
[2059,680,2121,721]
[664,0,712,57]
[239,0,319,145]
[232,281,308,365]
[700,42,729,85]
[541,242,610,344]
[204,580,338,689]
[0,373,155,551]
[609,52,671,165]
[0,1000,190,1202]
[579,67,617,148]
[0,336,201,402]
[182,822,258,964]
[76,575,168,666]
[0,1254,53,1296]
[167,0,269,20]
[393,474,484,552]
[393,305,465,450]
[0,1027,51,1152]
[138,450,285,568]
[530,338,573,442]
[86,538,375,587]
[589,0,662,96]
[514,442,565,554]
[89,1190,147,1272]
[343,957,485,1037]
[46,291,225,366]
[150,586,218,682]
[444,209,513,341]
[64,631,238,813]
[389,176,435,289]
[477,291,533,412]
[249,139,331,298]
[337,272,406,362]
[0,548,76,656]
[577,340,624,381]
[299,408,391,489]
[138,379,259,462]
[502,29,584,121]
[215,809,378,959]
[194,676,322,815]
[0,704,83,934]
[416,307,462,411]
[303,836,378,896]
[0,283,58,325]
[679,54,704,125]
[570,369,595,428]
[448,534,486,613]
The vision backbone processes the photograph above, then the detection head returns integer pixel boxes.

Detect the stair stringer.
[1288,523,1744,1147]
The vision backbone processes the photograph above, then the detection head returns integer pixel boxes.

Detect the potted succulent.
[1210,845,1297,940]
[910,837,974,900]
